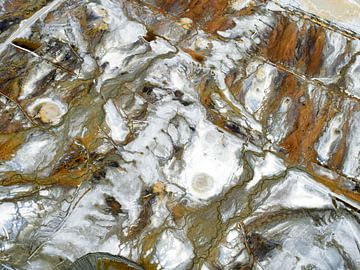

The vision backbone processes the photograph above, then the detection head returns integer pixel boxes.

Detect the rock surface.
[0,0,359,269]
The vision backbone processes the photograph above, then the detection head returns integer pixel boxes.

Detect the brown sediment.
[0,133,25,161]
[281,97,331,165]
[144,30,157,42]
[277,80,329,165]
[0,167,91,187]
[12,38,42,52]
[305,26,326,75]
[0,111,24,134]
[280,95,312,164]
[0,140,93,187]
[204,15,234,34]
[105,196,123,216]
[101,258,140,270]
[198,77,227,128]
[265,17,298,63]
[261,74,298,127]
[171,203,187,221]
[182,47,206,63]
[156,0,189,14]
[155,0,234,34]
[185,0,232,34]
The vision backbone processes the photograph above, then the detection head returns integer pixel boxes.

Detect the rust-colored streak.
[155,0,233,34]
[306,26,326,75]
[261,74,297,128]
[265,17,298,63]
[204,15,234,34]
[277,76,330,165]
[281,95,311,164]
[1,168,90,187]
[185,0,231,33]
[182,47,206,63]
[156,0,189,14]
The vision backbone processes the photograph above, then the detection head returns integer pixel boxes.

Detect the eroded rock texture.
[0,0,359,269]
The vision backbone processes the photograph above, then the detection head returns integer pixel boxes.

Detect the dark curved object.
[61,252,144,270]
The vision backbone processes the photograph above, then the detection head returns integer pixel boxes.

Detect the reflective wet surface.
[0,0,359,269]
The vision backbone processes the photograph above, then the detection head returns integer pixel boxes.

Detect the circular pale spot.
[192,173,214,193]
[179,17,193,30]
[38,103,62,124]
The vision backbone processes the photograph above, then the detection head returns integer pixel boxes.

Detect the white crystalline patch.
[93,0,147,90]
[217,225,246,267]
[345,55,360,99]
[267,96,294,143]
[178,121,243,201]
[230,0,254,10]
[242,62,278,115]
[106,168,143,224]
[342,110,360,179]
[205,40,244,90]
[202,40,263,133]
[217,14,274,45]
[0,203,16,239]
[257,170,333,210]
[315,113,345,164]
[318,31,349,83]
[41,169,142,261]
[246,152,287,190]
[149,38,176,54]
[19,62,54,100]
[154,230,194,270]
[263,214,360,270]
[0,133,58,175]
[104,99,129,143]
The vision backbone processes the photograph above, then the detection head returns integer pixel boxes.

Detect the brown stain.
[265,17,298,63]
[105,196,123,216]
[156,0,234,34]
[306,26,326,75]
[144,30,157,42]
[225,67,246,102]
[204,15,235,34]
[156,0,189,14]
[171,203,187,221]
[198,77,227,128]
[1,167,91,187]
[4,0,50,18]
[185,0,231,33]
[182,47,206,63]
[101,258,139,270]
[0,133,25,161]
[281,97,331,165]
[0,110,24,134]
[12,38,42,52]
[275,76,330,165]
[281,95,311,164]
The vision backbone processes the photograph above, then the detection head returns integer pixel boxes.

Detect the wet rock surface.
[0,0,359,269]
